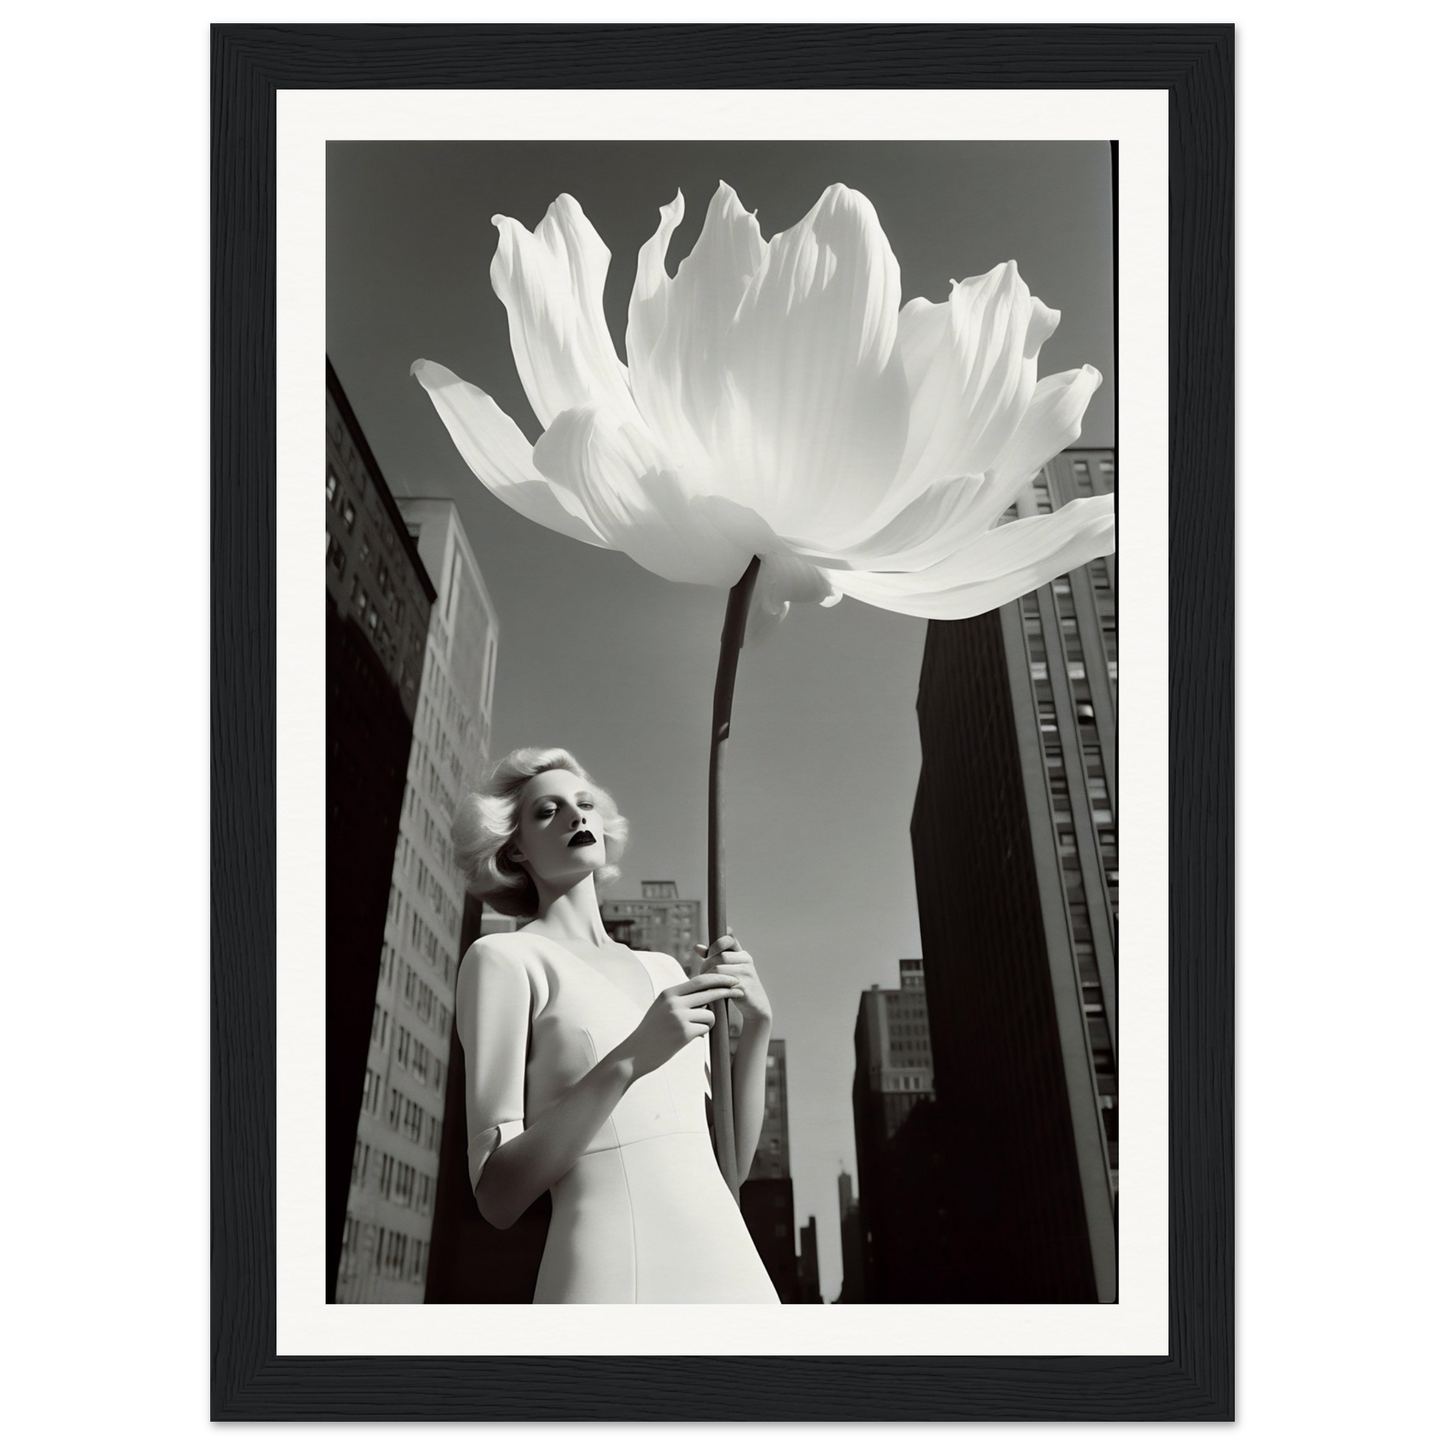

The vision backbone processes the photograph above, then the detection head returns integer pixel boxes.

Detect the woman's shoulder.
[456,930,550,1015]
[461,929,544,976]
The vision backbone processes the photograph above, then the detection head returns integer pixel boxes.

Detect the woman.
[451,746,781,1304]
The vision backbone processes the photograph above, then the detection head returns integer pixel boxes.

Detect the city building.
[797,1216,823,1304]
[910,447,1118,1303]
[740,1039,800,1302]
[600,880,702,967]
[748,1037,792,1181]
[336,497,500,1303]
[849,960,950,1302]
[324,360,436,1302]
[832,1170,866,1303]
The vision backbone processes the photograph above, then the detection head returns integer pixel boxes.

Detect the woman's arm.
[464,949,745,1230]
[475,1047,637,1229]
[695,935,774,1183]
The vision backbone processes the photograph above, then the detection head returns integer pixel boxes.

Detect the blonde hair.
[451,747,628,917]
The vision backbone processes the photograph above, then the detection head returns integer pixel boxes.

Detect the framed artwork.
[213,23,1232,1421]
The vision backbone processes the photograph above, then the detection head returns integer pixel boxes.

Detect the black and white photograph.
[206,16,1242,1427]
[322,138,1121,1310]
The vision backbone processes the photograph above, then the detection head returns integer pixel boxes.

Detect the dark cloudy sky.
[327,139,1114,1303]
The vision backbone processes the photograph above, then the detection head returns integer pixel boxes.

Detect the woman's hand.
[622,972,743,1077]
[693,934,772,1027]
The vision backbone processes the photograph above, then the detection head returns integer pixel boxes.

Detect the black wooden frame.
[212,23,1232,1421]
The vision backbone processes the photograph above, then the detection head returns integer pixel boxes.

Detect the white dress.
[454,930,781,1304]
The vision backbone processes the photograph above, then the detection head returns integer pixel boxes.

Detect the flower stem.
[707,554,762,1203]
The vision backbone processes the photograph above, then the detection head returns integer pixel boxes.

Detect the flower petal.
[892,262,1060,499]
[627,183,765,469]
[784,363,1099,576]
[964,365,1103,521]
[827,494,1116,619]
[532,406,750,587]
[410,359,608,549]
[714,183,911,536]
[490,195,642,431]
[746,550,841,642]
[781,472,993,573]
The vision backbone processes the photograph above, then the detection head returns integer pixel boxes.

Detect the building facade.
[748,1037,792,1181]
[849,960,950,1302]
[832,1170,866,1303]
[797,1216,823,1304]
[600,880,702,968]
[740,1038,800,1302]
[336,498,499,1303]
[910,447,1117,1303]
[324,361,437,1302]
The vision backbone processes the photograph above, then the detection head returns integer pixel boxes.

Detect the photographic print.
[215,22,1231,1421]
[323,139,1119,1310]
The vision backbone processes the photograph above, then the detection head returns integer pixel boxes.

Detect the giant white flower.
[413,181,1114,637]
[414,181,1118,1199]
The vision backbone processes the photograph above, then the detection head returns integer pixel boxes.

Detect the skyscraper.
[797,1216,823,1305]
[833,1170,866,1304]
[740,1039,800,1302]
[324,361,437,1303]
[600,880,702,968]
[336,498,499,1303]
[748,1038,792,1181]
[911,447,1117,1303]
[849,960,948,1301]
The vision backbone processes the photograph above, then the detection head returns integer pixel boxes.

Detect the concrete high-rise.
[849,960,949,1301]
[747,1037,792,1181]
[797,1216,823,1305]
[832,1170,866,1304]
[336,498,499,1303]
[740,1039,800,1302]
[911,447,1117,1303]
[600,880,702,968]
[324,361,437,1303]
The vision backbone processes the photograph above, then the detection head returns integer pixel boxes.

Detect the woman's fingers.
[706,959,755,983]
[695,934,740,958]
[682,986,744,1008]
[674,971,737,994]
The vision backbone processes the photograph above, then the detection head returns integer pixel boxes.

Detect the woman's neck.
[526,872,611,947]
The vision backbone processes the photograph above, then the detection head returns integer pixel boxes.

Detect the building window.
[342,499,356,531]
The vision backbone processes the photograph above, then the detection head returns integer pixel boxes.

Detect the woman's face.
[511,768,608,888]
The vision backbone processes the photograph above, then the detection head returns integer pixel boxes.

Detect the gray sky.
[327,140,1114,1303]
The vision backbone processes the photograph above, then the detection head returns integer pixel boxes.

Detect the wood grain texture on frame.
[212,22,1232,1421]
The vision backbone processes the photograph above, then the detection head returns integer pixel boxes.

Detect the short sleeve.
[454,938,532,1194]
